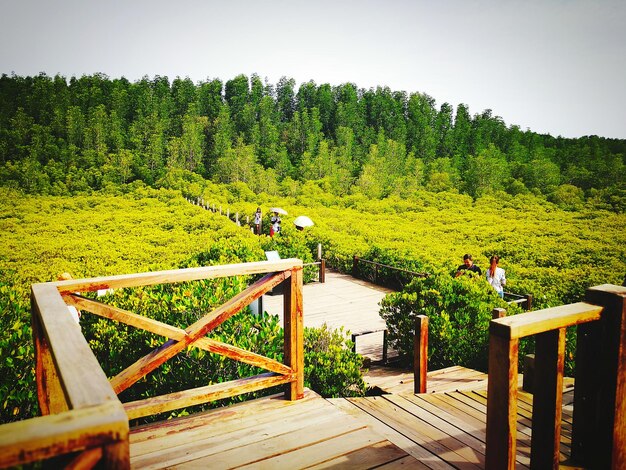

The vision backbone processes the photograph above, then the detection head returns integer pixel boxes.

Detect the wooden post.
[523,354,535,393]
[413,315,428,394]
[352,256,359,278]
[486,331,519,469]
[382,329,388,364]
[351,333,357,353]
[571,319,600,464]
[319,259,326,283]
[530,328,565,469]
[284,267,304,400]
[572,284,626,468]
[492,308,507,319]
[525,294,533,311]
[31,306,68,415]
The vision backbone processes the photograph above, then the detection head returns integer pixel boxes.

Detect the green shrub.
[0,270,37,423]
[303,324,366,397]
[380,270,524,371]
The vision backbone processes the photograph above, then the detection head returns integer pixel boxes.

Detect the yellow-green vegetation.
[196,180,626,377]
[0,184,362,424]
[207,183,626,309]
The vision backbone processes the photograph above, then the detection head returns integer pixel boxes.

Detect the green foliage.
[380,271,522,371]
[0,269,37,423]
[1,73,624,209]
[0,187,365,423]
[303,324,366,397]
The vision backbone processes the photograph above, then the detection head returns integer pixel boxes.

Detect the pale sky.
[1,0,625,139]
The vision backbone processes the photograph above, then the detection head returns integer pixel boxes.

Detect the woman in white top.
[486,255,506,298]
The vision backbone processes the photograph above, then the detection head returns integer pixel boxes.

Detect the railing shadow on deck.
[0,259,304,469]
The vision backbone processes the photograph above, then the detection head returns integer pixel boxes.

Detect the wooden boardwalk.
[129,380,576,469]
[262,269,394,361]
[129,389,412,469]
[331,384,576,470]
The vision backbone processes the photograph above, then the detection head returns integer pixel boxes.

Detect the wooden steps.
[364,365,493,395]
[330,384,577,469]
[128,371,577,469]
[129,389,417,469]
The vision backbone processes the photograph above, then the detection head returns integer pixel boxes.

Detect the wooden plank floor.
[330,385,577,470]
[365,365,492,395]
[262,270,394,361]
[129,382,577,469]
[129,389,418,469]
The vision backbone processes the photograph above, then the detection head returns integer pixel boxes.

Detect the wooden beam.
[31,283,118,410]
[31,301,67,415]
[571,319,601,464]
[0,401,127,468]
[530,327,565,469]
[580,284,626,468]
[284,266,304,400]
[486,333,519,469]
[110,270,289,394]
[490,302,603,339]
[68,295,291,375]
[49,258,302,294]
[413,315,428,394]
[123,372,294,420]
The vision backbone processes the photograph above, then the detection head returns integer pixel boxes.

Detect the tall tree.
[406,93,437,162]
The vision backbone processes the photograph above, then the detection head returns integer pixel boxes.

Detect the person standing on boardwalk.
[270,212,281,237]
[455,254,482,277]
[486,255,506,298]
[254,207,262,235]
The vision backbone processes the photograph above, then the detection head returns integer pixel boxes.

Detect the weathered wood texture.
[0,401,128,468]
[572,284,626,468]
[17,259,303,469]
[331,385,577,470]
[487,284,626,470]
[413,315,428,393]
[129,389,415,469]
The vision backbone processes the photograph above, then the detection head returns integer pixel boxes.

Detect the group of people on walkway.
[253,207,282,236]
[455,253,506,298]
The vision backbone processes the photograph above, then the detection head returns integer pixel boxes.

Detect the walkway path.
[261,269,394,361]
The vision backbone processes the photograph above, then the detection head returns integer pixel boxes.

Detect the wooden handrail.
[485,284,626,469]
[14,259,304,469]
[352,256,429,283]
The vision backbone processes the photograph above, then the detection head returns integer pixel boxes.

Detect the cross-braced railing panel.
[12,259,304,469]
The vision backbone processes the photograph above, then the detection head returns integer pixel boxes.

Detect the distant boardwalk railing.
[0,259,304,469]
[353,256,532,310]
[352,256,428,290]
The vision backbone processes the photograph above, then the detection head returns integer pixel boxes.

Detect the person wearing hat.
[270,211,281,237]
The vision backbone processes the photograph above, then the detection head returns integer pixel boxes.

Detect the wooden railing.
[0,259,304,469]
[504,291,533,311]
[352,256,429,289]
[303,259,326,283]
[486,284,626,469]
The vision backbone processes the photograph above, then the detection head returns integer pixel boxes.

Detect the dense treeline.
[1,73,624,209]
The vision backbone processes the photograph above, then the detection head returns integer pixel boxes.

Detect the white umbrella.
[270,207,288,215]
[293,215,314,228]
